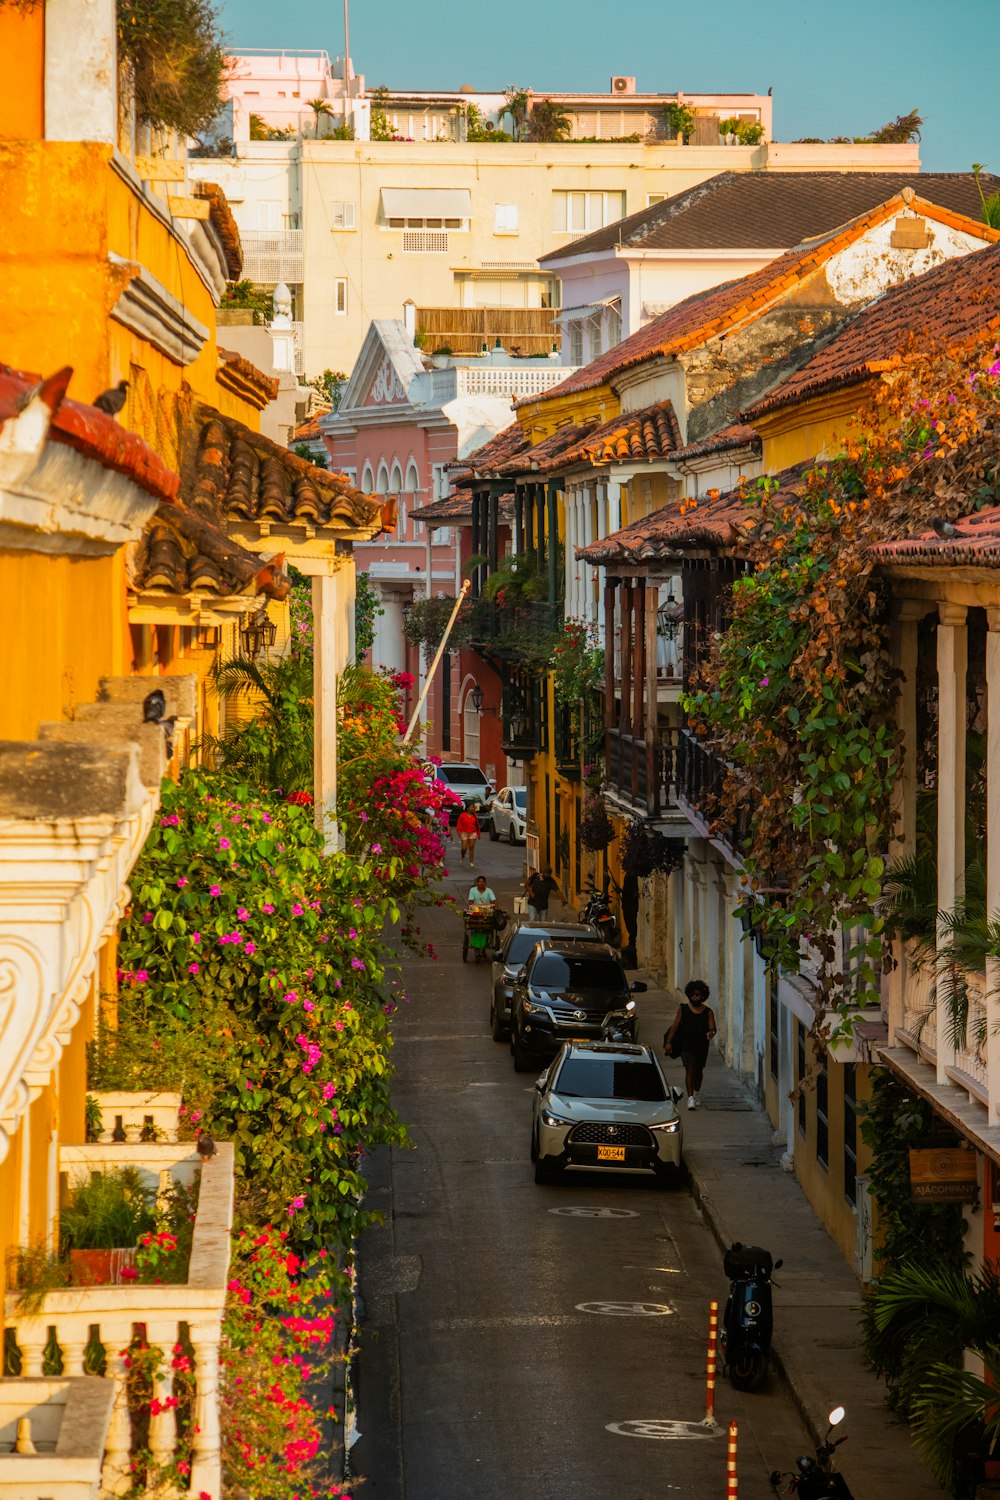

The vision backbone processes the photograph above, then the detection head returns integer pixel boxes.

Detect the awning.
[380,187,472,219]
[553,295,621,325]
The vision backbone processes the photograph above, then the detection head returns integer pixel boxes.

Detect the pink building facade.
[321,317,570,776]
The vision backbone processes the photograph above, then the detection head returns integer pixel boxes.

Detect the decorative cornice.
[0,440,161,556]
[108,253,210,367]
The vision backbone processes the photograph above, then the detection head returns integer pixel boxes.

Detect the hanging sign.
[909,1148,979,1202]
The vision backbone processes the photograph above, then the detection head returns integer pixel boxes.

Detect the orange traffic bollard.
[705,1299,719,1425]
[726,1419,738,1498]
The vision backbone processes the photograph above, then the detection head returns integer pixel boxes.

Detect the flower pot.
[69,1247,138,1286]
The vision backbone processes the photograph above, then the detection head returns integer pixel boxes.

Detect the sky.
[217,0,998,175]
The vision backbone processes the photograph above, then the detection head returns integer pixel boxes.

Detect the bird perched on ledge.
[93,379,129,416]
[932,516,970,541]
[197,1129,217,1163]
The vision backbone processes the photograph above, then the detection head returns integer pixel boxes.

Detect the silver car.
[531,1042,684,1185]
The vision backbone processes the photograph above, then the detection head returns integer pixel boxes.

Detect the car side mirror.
[491,948,503,962]
[630,980,647,993]
[774,1258,783,1271]
[516,968,527,984]
[534,1075,546,1091]
[671,1086,683,1103]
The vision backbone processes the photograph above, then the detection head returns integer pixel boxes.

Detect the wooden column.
[604,577,618,729]
[620,581,633,734]
[547,482,559,606]
[488,484,500,575]
[514,487,525,555]
[887,598,925,1045]
[936,602,967,1083]
[645,579,659,815]
[535,483,545,576]
[524,484,535,553]
[632,581,645,800]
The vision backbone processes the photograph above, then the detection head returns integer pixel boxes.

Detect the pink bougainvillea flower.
[142,912,153,924]
[191,931,201,943]
[210,885,221,897]
[283,990,298,1005]
[244,941,257,956]
[262,902,275,914]
[348,928,358,941]
[291,903,304,916]
[237,906,249,920]
[287,1195,306,1216]
[188,962,200,975]
[177,876,188,888]
[351,958,366,971]
[219,838,230,850]
[302,998,315,1013]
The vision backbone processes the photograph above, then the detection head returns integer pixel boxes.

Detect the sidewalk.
[642,978,944,1500]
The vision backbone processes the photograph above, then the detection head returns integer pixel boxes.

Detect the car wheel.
[508,823,517,845]
[655,1161,681,1189]
[491,999,507,1043]
[530,1126,539,1162]
[489,819,499,842]
[512,1032,534,1072]
[534,1154,562,1185]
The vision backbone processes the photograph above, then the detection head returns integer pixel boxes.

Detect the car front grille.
[569,1121,654,1148]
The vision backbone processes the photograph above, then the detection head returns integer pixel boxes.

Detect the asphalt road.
[352,837,812,1499]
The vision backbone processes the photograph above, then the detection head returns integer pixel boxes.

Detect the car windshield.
[513,789,527,808]
[555,1056,666,1102]
[440,767,487,786]
[531,956,627,992]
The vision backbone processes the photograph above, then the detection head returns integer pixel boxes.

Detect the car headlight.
[540,1109,572,1128]
[651,1118,682,1133]
[522,998,544,1014]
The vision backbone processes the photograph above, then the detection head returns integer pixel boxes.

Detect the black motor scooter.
[769,1405,853,1497]
[721,1241,781,1390]
[579,884,618,946]
[600,998,638,1043]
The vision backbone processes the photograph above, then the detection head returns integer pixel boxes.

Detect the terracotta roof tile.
[0,363,180,503]
[411,490,517,525]
[532,194,1000,410]
[131,501,290,600]
[577,463,811,565]
[184,407,384,533]
[448,422,533,480]
[540,173,1000,262]
[196,182,243,281]
[671,423,761,463]
[216,348,280,404]
[552,400,681,468]
[744,242,1000,418]
[871,506,1000,569]
[489,422,598,476]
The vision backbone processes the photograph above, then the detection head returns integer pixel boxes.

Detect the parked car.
[489,785,526,844]
[510,939,645,1071]
[531,1041,683,1185]
[434,762,494,828]
[489,921,602,1042]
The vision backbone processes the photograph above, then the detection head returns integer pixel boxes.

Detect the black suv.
[510,939,642,1071]
[489,922,602,1042]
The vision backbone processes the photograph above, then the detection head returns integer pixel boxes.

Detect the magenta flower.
[177,877,188,889]
[284,990,298,1005]
[135,969,149,983]
[262,903,275,915]
[237,906,249,921]
[291,903,304,916]
[244,941,256,956]
[759,677,769,688]
[142,912,153,924]
[210,885,221,897]
[360,810,368,822]
[322,1082,336,1100]
[192,932,201,944]
[351,958,366,971]
[287,1195,306,1216]
[188,962,200,975]
[303,997,316,1013]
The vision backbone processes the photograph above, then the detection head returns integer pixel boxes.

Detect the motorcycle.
[579,884,618,946]
[600,998,638,1043]
[721,1241,781,1390]
[769,1406,853,1498]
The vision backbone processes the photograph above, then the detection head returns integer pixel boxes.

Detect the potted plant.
[60,1168,156,1286]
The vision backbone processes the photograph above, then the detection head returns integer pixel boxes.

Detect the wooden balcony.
[675,727,753,852]
[605,725,679,819]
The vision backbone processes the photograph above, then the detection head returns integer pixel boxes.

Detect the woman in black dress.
[664,980,717,1110]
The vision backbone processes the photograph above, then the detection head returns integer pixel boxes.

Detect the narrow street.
[353,840,812,1499]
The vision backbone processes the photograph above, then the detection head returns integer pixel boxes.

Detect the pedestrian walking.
[456,805,480,867]
[525,866,564,920]
[663,980,717,1111]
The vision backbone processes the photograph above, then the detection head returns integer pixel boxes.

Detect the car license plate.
[597,1145,626,1162]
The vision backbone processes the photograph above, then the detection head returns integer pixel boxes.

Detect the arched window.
[361,461,375,492]
[405,459,420,496]
[462,684,481,766]
[390,461,405,539]
[376,462,390,495]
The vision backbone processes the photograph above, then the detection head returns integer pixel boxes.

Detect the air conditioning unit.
[611,76,636,94]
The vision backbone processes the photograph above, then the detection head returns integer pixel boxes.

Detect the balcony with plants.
[4,1139,233,1497]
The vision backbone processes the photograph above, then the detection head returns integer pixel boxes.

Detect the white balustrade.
[948,970,989,1103]
[4,1143,233,1496]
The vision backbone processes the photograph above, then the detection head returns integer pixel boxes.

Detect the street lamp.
[240,606,277,658]
[470,683,484,712]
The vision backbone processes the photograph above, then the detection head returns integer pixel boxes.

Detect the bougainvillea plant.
[684,330,1000,1020]
[550,620,605,708]
[578,793,616,853]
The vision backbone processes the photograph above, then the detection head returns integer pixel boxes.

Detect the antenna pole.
[343,0,350,87]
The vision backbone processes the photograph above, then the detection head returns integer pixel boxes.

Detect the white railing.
[417,364,572,405]
[4,1143,234,1498]
[0,1376,113,1499]
[92,1091,182,1144]
[896,947,937,1063]
[948,970,989,1102]
[239,228,304,283]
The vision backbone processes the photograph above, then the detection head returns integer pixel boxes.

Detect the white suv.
[434,762,493,827]
[489,786,526,844]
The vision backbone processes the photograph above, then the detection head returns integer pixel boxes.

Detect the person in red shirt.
[456,805,480,868]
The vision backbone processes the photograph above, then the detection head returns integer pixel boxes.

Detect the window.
[463,689,481,765]
[797,1023,806,1137]
[606,304,622,348]
[334,278,348,315]
[494,202,519,234]
[569,324,584,366]
[431,462,449,501]
[646,193,666,207]
[816,1052,829,1169]
[843,1063,858,1204]
[361,462,374,492]
[331,200,356,230]
[552,190,627,233]
[389,217,464,230]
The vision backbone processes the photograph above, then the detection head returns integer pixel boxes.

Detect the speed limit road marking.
[577,1301,673,1316]
[607,1418,720,1441]
[548,1206,639,1219]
